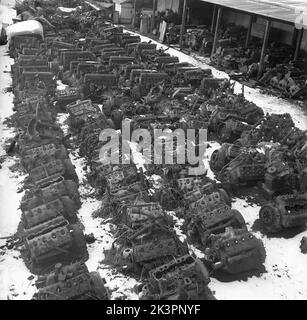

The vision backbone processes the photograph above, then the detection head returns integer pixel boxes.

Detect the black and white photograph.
[0,0,306,302]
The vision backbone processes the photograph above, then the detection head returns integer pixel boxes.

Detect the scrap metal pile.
[165,24,214,55]
[210,25,307,100]
[3,0,307,300]
[210,113,307,234]
[163,21,307,100]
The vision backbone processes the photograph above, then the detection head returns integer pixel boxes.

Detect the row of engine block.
[6,0,307,300]
[7,4,115,300]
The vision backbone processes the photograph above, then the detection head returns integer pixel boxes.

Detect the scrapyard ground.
[1,19,307,300]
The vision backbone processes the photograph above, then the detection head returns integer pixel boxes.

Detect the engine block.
[140,255,214,300]
[33,262,109,300]
[205,227,266,274]
[260,193,307,233]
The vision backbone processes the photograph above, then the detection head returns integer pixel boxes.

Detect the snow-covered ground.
[70,153,140,300]
[1,5,307,299]
[0,0,16,27]
[57,113,140,300]
[0,43,36,300]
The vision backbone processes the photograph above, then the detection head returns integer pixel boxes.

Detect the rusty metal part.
[140,255,215,300]
[204,227,266,274]
[33,262,109,300]
[260,193,307,233]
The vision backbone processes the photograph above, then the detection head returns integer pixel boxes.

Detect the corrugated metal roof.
[113,0,132,4]
[201,0,307,28]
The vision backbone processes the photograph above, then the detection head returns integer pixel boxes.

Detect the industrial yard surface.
[0,0,307,300]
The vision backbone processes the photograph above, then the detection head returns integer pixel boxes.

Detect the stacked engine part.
[210,24,258,71]
[210,118,307,234]
[260,193,307,234]
[159,166,266,276]
[204,227,266,274]
[40,12,217,299]
[7,0,307,301]
[258,57,307,99]
[165,24,213,55]
[55,9,269,285]
[209,22,307,100]
[139,255,215,300]
[10,48,88,272]
[206,91,264,143]
[32,262,109,300]
[7,4,111,300]
[210,113,306,189]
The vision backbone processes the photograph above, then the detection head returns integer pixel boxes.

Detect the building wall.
[188,0,213,26]
[222,9,250,28]
[271,21,294,45]
[136,0,154,10]
[115,2,133,23]
[157,0,180,13]
[221,7,307,51]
